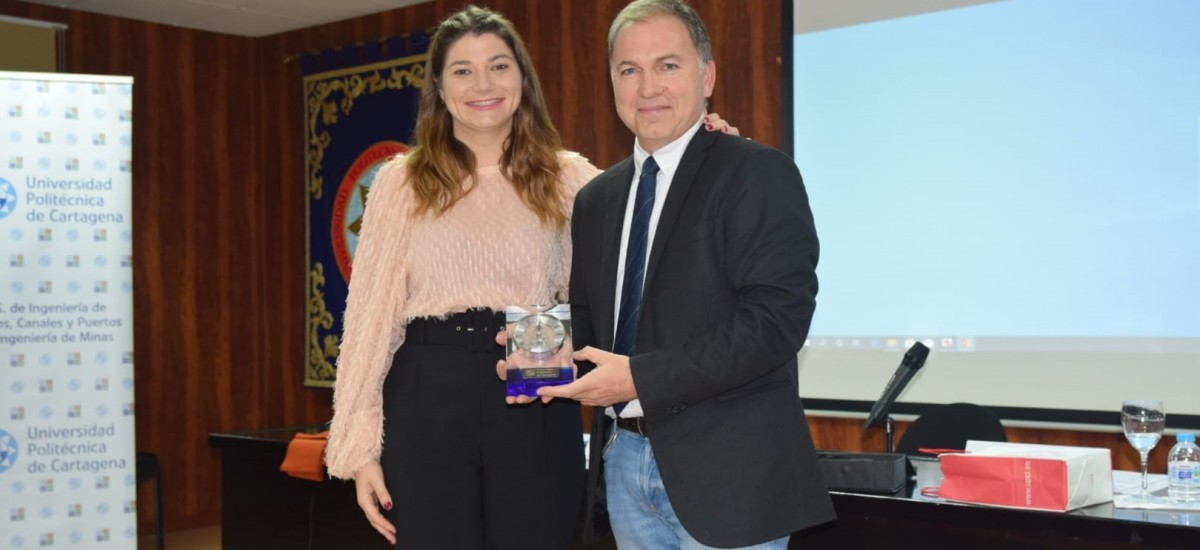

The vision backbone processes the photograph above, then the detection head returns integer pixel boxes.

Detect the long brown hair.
[404,6,567,226]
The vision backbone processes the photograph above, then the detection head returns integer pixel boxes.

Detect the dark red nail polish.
[383,501,392,510]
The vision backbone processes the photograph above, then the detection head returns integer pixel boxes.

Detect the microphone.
[862,342,930,430]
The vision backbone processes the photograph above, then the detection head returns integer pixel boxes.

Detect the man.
[540,0,836,548]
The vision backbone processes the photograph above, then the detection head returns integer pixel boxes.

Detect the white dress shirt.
[610,116,705,419]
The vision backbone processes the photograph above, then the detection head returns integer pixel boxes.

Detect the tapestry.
[303,33,428,387]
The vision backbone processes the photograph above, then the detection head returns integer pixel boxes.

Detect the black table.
[793,481,1200,549]
[209,425,389,549]
[211,427,1200,549]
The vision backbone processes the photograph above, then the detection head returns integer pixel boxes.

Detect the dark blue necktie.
[612,156,658,414]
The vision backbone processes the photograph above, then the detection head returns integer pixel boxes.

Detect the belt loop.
[468,309,500,352]
[617,416,650,437]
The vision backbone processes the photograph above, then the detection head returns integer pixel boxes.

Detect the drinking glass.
[1121,399,1166,499]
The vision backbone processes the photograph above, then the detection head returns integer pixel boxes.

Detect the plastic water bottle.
[1167,432,1200,504]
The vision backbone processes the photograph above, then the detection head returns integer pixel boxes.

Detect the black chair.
[896,402,1007,455]
[136,452,164,550]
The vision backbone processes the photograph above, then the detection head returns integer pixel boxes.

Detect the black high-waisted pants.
[381,309,584,549]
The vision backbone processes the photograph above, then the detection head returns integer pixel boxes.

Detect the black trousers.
[381,309,585,549]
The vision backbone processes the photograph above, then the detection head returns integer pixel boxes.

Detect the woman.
[325,6,733,548]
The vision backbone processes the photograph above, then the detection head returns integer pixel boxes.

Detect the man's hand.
[537,346,637,407]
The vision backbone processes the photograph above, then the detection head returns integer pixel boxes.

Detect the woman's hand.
[704,112,740,136]
[354,461,396,545]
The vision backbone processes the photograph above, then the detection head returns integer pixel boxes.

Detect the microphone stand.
[885,417,896,454]
[863,342,930,453]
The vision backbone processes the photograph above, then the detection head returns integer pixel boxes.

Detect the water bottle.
[1167,432,1200,504]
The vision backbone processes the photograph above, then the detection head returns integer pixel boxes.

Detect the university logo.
[331,141,408,280]
[0,429,19,474]
[0,176,16,220]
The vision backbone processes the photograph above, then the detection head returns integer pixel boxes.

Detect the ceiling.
[17,0,429,37]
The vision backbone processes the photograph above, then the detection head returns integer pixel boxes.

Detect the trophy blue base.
[506,367,573,398]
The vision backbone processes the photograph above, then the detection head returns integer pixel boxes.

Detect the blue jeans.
[604,428,790,550]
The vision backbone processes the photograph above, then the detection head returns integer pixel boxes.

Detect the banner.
[303,34,428,387]
[0,71,136,547]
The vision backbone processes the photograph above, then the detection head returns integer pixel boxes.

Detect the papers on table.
[1112,470,1169,495]
[1111,470,1200,511]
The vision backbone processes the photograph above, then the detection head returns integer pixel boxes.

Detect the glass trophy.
[505,304,573,397]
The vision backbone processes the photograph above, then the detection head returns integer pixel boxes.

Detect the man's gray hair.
[607,0,713,67]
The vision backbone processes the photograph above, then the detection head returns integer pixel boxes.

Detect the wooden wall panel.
[0,0,1157,535]
[811,416,1164,473]
[0,0,336,531]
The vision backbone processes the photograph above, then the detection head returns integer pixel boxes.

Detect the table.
[792,483,1200,549]
[210,427,1200,549]
[209,426,389,549]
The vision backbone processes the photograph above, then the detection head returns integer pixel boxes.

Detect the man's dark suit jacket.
[570,129,836,548]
